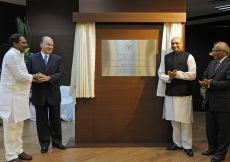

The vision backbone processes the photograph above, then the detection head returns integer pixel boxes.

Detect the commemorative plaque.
[102,40,156,76]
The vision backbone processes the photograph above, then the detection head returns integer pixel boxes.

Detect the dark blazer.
[203,57,230,112]
[26,52,65,106]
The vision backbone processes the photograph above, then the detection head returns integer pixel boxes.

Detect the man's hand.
[199,79,211,86]
[38,73,51,82]
[32,74,43,83]
[168,69,177,81]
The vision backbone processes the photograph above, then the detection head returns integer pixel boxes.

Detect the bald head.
[171,37,183,53]
[213,42,229,60]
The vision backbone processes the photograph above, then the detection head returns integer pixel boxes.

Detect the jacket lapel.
[45,54,54,73]
[211,58,229,78]
[37,52,46,70]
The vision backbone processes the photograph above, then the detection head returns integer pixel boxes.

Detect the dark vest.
[164,51,192,96]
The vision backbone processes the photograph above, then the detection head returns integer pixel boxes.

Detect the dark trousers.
[35,101,62,148]
[205,105,230,158]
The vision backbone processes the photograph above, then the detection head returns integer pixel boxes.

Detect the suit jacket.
[203,57,230,112]
[26,52,65,106]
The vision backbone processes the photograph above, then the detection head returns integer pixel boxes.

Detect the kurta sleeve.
[158,56,171,83]
[175,54,196,81]
[6,52,33,83]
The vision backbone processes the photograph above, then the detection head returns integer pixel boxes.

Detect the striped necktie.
[44,55,48,66]
[215,60,220,71]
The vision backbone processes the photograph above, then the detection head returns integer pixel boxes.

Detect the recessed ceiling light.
[215,4,230,11]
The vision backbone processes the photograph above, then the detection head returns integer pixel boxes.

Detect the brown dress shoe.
[18,152,32,160]
[6,158,22,162]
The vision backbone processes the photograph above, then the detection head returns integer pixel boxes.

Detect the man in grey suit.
[199,42,230,162]
[26,36,66,154]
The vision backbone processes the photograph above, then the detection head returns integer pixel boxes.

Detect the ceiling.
[1,0,230,25]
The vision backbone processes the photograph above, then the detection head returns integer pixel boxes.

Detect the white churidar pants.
[3,103,24,161]
[3,120,24,161]
[171,120,192,149]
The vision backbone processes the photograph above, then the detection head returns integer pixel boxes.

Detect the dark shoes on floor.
[166,144,193,157]
[18,152,32,160]
[52,144,66,150]
[41,146,48,153]
[6,158,22,162]
[211,156,225,162]
[184,149,194,157]
[166,144,183,150]
[202,149,216,155]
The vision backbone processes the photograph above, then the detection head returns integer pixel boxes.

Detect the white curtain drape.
[156,23,182,97]
[70,22,96,104]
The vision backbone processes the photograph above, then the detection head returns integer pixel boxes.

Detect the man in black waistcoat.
[199,42,230,162]
[158,37,196,157]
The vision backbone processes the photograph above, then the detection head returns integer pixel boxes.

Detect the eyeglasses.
[212,50,223,53]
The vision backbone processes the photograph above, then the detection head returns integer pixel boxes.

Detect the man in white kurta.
[0,34,41,162]
[158,37,196,157]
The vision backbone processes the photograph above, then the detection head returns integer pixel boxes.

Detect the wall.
[26,0,79,85]
[0,2,26,63]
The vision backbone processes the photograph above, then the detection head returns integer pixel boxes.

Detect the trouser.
[35,102,62,147]
[205,106,230,159]
[171,120,192,149]
[3,120,24,161]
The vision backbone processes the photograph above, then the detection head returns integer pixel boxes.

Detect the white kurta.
[158,54,196,124]
[0,48,33,123]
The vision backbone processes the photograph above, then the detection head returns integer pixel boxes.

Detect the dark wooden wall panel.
[0,2,26,64]
[79,0,185,13]
[26,0,79,85]
[75,23,172,144]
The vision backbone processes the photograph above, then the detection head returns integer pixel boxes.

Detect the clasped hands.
[168,70,177,81]
[199,79,211,87]
[33,72,50,83]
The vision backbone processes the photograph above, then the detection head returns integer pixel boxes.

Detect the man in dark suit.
[26,36,66,153]
[199,41,230,162]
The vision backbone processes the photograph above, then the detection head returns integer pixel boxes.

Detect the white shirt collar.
[41,51,49,59]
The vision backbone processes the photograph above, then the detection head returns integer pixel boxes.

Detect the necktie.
[215,61,220,71]
[44,55,48,66]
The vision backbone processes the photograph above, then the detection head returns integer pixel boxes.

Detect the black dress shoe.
[184,149,194,157]
[211,156,225,162]
[202,149,216,155]
[52,144,66,150]
[18,152,32,160]
[166,144,183,150]
[7,158,22,162]
[41,147,48,153]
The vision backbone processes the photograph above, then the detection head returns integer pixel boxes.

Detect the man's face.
[212,43,226,60]
[171,38,182,53]
[14,36,28,53]
[41,38,54,54]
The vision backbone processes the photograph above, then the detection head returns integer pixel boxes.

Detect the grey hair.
[216,42,229,55]
[40,36,52,45]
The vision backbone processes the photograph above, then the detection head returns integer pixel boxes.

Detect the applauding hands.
[168,69,177,81]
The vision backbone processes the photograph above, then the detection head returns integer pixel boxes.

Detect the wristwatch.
[48,76,51,81]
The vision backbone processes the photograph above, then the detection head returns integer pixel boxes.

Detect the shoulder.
[50,53,62,59]
[165,52,173,58]
[29,52,41,58]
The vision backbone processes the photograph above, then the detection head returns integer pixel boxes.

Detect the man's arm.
[175,54,196,81]
[7,53,33,82]
[39,57,65,84]
[158,56,171,83]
